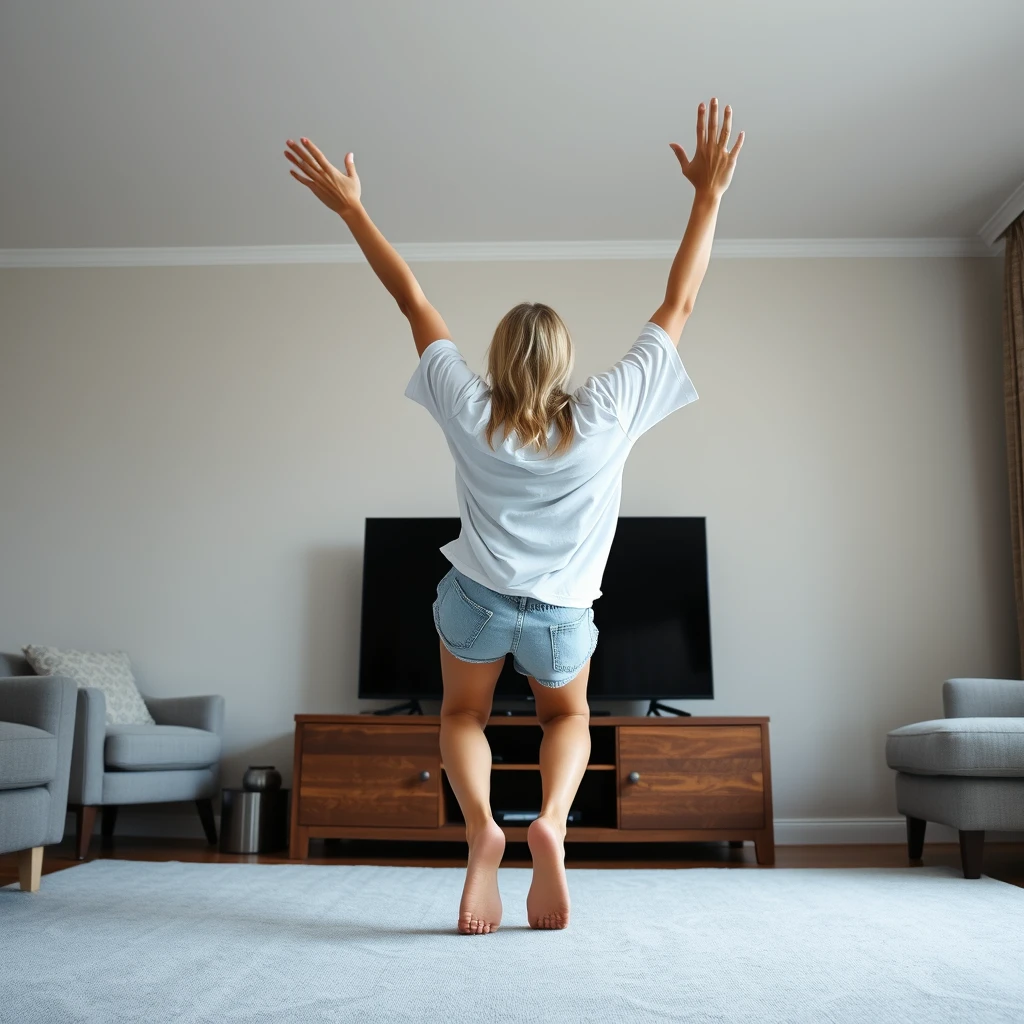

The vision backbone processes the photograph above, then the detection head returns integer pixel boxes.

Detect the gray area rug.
[2,859,1023,1023]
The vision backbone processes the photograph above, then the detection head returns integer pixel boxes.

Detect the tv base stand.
[368,699,425,716]
[645,700,693,717]
[290,714,774,865]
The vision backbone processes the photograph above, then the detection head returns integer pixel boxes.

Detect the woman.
[285,98,743,935]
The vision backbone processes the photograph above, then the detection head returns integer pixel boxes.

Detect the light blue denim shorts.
[432,566,598,688]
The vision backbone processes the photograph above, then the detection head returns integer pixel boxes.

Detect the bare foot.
[527,815,570,929]
[458,819,506,934]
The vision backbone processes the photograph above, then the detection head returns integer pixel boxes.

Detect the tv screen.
[357,516,713,703]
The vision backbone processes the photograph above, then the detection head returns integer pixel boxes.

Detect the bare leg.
[438,640,507,934]
[526,661,592,930]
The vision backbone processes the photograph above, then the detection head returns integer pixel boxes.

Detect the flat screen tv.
[357,517,713,705]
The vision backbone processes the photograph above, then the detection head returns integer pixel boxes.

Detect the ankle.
[465,816,498,843]
[535,813,567,840]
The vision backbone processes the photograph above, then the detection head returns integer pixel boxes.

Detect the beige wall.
[0,255,1014,840]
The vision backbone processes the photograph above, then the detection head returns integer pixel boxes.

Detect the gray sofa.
[886,677,1024,878]
[0,675,79,890]
[0,653,225,860]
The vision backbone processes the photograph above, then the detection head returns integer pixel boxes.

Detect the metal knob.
[420,770,431,781]
[628,771,640,784]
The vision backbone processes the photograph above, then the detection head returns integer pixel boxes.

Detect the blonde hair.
[485,302,576,457]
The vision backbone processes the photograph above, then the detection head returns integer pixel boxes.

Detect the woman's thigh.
[527,659,591,725]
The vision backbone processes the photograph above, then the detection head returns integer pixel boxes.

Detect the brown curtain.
[1003,212,1024,674]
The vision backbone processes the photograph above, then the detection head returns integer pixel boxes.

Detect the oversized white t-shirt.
[405,321,698,608]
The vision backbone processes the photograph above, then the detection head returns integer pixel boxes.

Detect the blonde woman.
[285,98,743,935]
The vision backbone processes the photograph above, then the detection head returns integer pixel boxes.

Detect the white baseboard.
[67,810,1024,847]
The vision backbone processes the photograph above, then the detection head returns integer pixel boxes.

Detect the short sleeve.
[580,322,698,441]
[404,339,483,425]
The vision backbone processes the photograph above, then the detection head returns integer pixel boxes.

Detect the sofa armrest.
[943,678,1024,719]
[144,694,224,736]
[0,675,77,733]
[69,687,107,806]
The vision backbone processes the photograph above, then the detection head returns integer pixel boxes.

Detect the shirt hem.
[442,553,597,609]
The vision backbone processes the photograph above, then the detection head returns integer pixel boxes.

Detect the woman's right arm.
[650,98,744,346]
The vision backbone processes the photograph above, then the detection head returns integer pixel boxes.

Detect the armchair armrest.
[144,694,224,736]
[942,678,1024,719]
[0,675,77,733]
[69,687,107,806]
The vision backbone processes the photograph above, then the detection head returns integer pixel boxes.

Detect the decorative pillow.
[22,646,156,726]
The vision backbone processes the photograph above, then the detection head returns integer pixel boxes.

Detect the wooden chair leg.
[196,798,218,844]
[906,816,926,860]
[17,847,43,892]
[75,805,98,861]
[101,805,118,846]
[959,829,985,879]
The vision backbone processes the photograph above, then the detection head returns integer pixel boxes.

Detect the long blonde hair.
[485,302,576,457]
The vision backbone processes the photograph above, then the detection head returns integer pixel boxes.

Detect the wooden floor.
[3,836,1024,888]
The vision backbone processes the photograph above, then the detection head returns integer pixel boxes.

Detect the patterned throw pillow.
[22,646,156,726]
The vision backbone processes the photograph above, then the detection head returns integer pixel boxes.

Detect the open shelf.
[481,722,616,767]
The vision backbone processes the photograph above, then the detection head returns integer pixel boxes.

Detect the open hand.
[670,99,744,199]
[285,138,362,218]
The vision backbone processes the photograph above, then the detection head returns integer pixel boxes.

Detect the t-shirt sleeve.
[404,338,483,425]
[581,322,699,441]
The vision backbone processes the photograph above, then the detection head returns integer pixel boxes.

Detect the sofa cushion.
[0,721,57,790]
[104,725,221,771]
[22,646,155,726]
[886,718,1024,777]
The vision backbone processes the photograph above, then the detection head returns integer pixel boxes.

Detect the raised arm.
[650,98,744,346]
[285,139,449,357]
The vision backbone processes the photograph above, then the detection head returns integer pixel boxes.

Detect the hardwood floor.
[3,836,1023,888]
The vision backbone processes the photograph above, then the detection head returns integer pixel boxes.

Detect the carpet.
[2,859,1023,1023]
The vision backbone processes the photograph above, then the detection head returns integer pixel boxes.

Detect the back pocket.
[550,609,596,674]
[434,577,494,650]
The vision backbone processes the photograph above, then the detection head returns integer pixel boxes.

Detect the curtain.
[1002,212,1024,674]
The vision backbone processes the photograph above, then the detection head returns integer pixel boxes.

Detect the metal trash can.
[219,788,290,854]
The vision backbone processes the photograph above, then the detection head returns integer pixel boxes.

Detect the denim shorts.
[432,566,598,688]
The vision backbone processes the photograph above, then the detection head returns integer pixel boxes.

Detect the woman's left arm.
[285,138,450,357]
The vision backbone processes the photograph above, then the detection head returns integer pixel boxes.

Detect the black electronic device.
[357,516,713,706]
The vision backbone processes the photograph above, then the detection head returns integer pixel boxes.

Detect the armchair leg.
[906,816,926,860]
[101,806,118,846]
[75,805,98,861]
[196,798,218,845]
[17,847,43,892]
[958,829,985,879]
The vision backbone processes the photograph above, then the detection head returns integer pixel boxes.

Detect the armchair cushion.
[22,646,155,726]
[104,725,221,771]
[0,722,57,790]
[886,717,1024,777]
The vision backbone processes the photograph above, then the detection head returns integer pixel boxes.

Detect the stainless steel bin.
[220,788,290,854]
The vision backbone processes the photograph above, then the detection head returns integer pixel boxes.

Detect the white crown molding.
[0,236,1002,269]
[979,178,1024,247]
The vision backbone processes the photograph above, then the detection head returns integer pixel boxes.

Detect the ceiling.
[1,0,1022,250]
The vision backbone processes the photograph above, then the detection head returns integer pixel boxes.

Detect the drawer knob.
[419,770,431,781]
[628,771,640,784]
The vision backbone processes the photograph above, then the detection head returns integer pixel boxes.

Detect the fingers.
[300,137,333,173]
[669,142,688,170]
[696,101,706,147]
[719,104,731,147]
[708,97,718,146]
[289,168,316,188]
[285,140,321,179]
[729,131,745,162]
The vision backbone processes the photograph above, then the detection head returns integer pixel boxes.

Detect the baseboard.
[66,810,1024,847]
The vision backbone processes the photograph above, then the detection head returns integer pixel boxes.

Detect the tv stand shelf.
[289,714,774,865]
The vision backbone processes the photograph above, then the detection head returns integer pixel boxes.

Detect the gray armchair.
[0,653,225,860]
[0,674,78,890]
[886,678,1024,878]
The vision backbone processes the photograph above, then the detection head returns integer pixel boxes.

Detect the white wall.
[0,254,1014,842]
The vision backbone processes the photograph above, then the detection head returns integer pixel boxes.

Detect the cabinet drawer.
[299,724,440,828]
[619,726,764,830]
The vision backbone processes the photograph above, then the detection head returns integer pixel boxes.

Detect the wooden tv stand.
[289,714,774,865]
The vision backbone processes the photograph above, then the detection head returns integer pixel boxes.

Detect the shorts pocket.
[550,609,596,675]
[434,576,494,650]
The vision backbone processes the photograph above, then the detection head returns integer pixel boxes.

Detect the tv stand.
[290,714,775,865]
[645,700,693,717]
